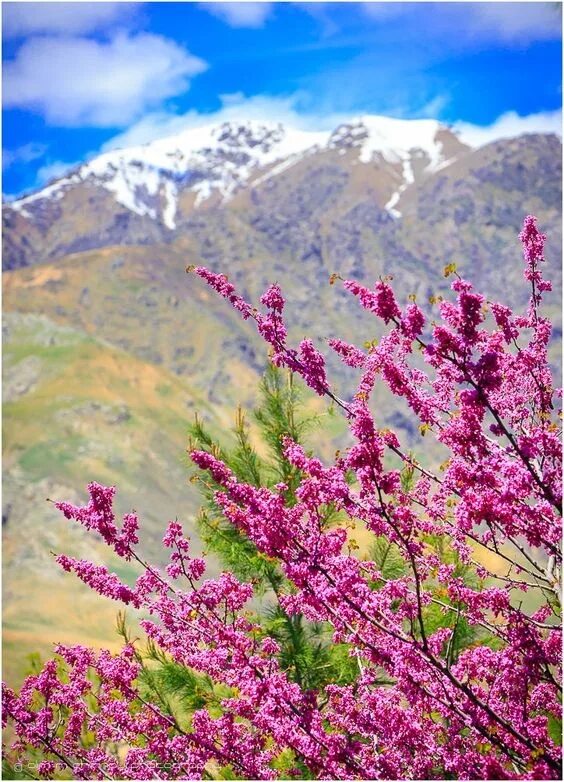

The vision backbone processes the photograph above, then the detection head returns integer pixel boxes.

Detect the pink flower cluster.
[191,268,328,395]
[3,217,561,779]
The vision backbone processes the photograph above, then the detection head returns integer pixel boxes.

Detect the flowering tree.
[3,216,561,780]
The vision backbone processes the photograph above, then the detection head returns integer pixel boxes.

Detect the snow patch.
[162,180,177,230]
[357,116,444,169]
[250,149,310,188]
[431,156,458,174]
[80,121,329,216]
[10,175,78,216]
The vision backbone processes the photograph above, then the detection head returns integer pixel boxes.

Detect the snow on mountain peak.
[11,119,330,228]
[9,116,458,227]
[330,116,445,166]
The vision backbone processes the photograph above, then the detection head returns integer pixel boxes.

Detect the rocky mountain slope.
[2,116,562,683]
[4,116,469,269]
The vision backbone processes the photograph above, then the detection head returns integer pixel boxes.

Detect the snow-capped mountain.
[8,116,468,230]
[4,114,560,277]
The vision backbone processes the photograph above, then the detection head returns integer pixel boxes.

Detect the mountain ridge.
[6,115,469,234]
[5,116,561,276]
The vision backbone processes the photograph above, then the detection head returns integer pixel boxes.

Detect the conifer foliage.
[2,217,562,779]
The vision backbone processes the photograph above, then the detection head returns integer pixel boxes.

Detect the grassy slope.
[2,311,229,684]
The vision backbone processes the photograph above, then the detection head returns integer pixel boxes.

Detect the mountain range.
[2,115,562,683]
[5,116,467,262]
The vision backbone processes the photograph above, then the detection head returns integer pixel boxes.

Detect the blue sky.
[2,1,562,198]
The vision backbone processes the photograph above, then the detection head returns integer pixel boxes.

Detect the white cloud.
[417,94,450,119]
[101,92,562,157]
[199,2,274,28]
[36,159,80,185]
[361,2,561,46]
[361,3,411,21]
[101,92,351,151]
[3,33,207,127]
[462,2,561,45]
[454,110,562,147]
[3,142,47,169]
[2,2,140,38]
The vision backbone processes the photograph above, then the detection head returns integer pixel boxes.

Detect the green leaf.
[369,537,408,581]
